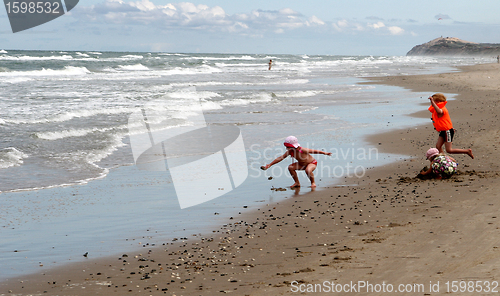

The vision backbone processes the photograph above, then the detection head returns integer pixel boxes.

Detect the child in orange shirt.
[428,93,473,159]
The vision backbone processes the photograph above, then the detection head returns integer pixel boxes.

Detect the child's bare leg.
[305,163,317,188]
[467,149,474,159]
[436,136,445,153]
[288,163,301,188]
[444,142,474,159]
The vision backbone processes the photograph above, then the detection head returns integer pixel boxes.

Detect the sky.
[1,0,500,55]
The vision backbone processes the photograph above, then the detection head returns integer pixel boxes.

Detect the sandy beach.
[2,63,500,295]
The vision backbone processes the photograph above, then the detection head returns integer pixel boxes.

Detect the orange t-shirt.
[428,101,453,131]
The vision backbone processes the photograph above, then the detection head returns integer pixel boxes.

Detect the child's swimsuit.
[431,155,458,178]
[438,129,454,142]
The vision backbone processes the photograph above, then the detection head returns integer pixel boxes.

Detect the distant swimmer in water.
[268,59,272,70]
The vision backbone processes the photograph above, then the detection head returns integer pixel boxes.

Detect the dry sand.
[2,63,500,295]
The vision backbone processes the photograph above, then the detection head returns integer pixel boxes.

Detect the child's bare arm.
[429,97,444,116]
[301,147,332,156]
[263,151,289,169]
[420,165,432,175]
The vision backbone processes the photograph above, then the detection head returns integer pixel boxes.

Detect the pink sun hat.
[284,136,300,148]
[426,148,439,160]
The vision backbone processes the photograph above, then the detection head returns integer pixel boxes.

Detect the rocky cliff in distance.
[407,37,500,56]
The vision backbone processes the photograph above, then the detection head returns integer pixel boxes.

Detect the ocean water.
[0,51,489,192]
[0,50,491,279]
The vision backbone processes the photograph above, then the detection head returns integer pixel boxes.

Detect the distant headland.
[407,37,500,56]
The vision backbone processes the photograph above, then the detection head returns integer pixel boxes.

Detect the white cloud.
[130,0,156,11]
[232,22,248,31]
[74,1,409,38]
[388,26,404,35]
[337,20,348,27]
[332,19,349,31]
[354,24,365,31]
[76,1,322,34]
[366,21,403,35]
[279,8,299,16]
[308,15,325,26]
[332,19,367,32]
[368,21,385,29]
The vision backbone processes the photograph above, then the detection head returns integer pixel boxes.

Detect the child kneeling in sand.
[428,93,474,159]
[420,148,458,180]
[261,136,331,188]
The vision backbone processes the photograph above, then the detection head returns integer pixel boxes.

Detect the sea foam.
[0,147,28,169]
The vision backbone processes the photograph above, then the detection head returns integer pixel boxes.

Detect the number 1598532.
[5,1,61,14]
[445,281,498,293]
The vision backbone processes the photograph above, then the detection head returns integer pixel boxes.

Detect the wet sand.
[2,63,500,295]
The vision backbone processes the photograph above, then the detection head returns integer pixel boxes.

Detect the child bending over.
[262,136,331,188]
[420,148,458,179]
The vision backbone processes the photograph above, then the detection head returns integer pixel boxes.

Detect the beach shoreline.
[2,63,500,295]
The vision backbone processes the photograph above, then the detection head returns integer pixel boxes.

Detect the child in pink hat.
[261,136,331,188]
[420,148,458,179]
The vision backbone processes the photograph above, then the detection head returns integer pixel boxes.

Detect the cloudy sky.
[1,0,500,55]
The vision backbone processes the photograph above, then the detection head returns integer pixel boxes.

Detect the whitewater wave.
[76,52,90,58]
[159,65,222,76]
[181,55,256,61]
[159,53,187,56]
[219,93,277,107]
[102,55,144,62]
[118,64,149,71]
[35,127,119,140]
[168,89,221,100]
[120,55,144,59]
[0,147,28,169]
[34,121,187,141]
[0,54,74,61]
[277,90,319,98]
[3,106,138,125]
[85,134,127,165]
[2,77,33,84]
[0,66,91,78]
